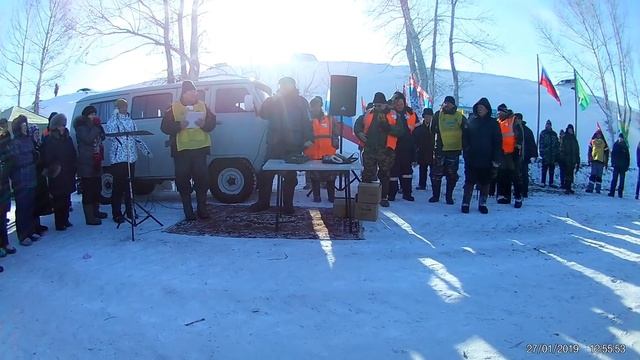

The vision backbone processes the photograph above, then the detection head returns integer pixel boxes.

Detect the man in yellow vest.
[161,80,216,221]
[304,96,339,203]
[496,103,524,208]
[430,96,467,205]
[354,92,404,207]
[388,92,418,202]
[586,129,609,193]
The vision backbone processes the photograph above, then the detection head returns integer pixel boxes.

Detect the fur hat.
[50,113,67,128]
[82,105,97,117]
[497,103,508,112]
[372,92,387,104]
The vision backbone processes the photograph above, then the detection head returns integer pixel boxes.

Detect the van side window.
[90,100,117,124]
[215,87,251,113]
[131,93,173,120]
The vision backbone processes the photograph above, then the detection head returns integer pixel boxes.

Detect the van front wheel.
[209,159,255,204]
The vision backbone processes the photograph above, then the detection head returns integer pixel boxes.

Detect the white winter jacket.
[105,110,152,164]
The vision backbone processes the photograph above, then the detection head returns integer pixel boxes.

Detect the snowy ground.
[1,168,639,360]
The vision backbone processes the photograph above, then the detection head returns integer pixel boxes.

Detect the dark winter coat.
[9,119,37,190]
[0,133,12,209]
[539,128,559,165]
[610,140,630,172]
[260,91,313,160]
[559,132,580,167]
[413,120,435,165]
[522,121,538,162]
[74,115,105,178]
[394,108,416,161]
[42,128,77,196]
[463,98,502,169]
[33,133,53,216]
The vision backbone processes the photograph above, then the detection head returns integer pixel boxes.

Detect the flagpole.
[573,68,578,137]
[536,54,541,142]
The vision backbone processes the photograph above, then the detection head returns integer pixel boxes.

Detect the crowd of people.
[352,91,639,213]
[1,77,639,272]
[0,98,154,264]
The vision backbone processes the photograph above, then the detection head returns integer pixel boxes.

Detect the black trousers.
[462,167,492,206]
[257,170,297,208]
[520,162,530,196]
[498,154,522,201]
[541,163,555,185]
[52,194,71,228]
[81,177,101,205]
[174,148,209,196]
[14,187,36,241]
[111,162,135,217]
[609,168,626,195]
[0,203,9,248]
[418,162,433,188]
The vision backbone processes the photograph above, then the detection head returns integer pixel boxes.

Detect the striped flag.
[539,65,562,105]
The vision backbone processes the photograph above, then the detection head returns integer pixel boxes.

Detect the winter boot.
[445,181,456,205]
[401,178,414,201]
[462,182,473,206]
[312,181,321,203]
[326,181,335,203]
[94,203,108,219]
[83,203,102,225]
[608,192,615,197]
[180,193,196,221]
[196,191,210,219]
[388,179,399,201]
[618,189,623,198]
[514,198,523,209]
[461,204,470,214]
[380,197,390,207]
[586,177,595,193]
[428,180,441,203]
[595,181,602,194]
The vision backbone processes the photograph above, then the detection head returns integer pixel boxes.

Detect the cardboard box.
[355,202,379,222]
[357,183,381,204]
[333,198,355,218]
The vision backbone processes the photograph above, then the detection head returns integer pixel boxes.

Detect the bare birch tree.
[538,0,636,142]
[30,0,75,114]
[0,0,35,107]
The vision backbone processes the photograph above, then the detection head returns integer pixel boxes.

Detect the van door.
[129,91,176,179]
[210,85,268,165]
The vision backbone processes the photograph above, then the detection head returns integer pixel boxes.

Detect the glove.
[378,121,391,133]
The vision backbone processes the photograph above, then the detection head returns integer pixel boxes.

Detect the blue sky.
[0,0,638,108]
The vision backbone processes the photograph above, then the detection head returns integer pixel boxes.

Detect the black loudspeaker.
[329,75,357,117]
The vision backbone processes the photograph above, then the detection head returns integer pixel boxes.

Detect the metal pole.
[574,68,578,137]
[536,54,541,142]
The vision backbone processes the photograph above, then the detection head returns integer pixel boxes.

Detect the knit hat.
[497,103,508,112]
[443,96,456,106]
[391,91,406,102]
[372,92,387,104]
[11,115,28,136]
[514,113,523,120]
[618,132,624,139]
[47,112,58,124]
[50,113,67,128]
[115,98,128,108]
[309,96,323,107]
[422,108,433,117]
[82,105,97,117]
[546,119,552,126]
[181,80,197,94]
[366,102,374,110]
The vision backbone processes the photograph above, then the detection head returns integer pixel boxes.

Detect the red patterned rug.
[164,205,363,240]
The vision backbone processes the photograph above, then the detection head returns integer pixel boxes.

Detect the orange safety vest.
[500,116,516,154]
[362,110,399,150]
[403,111,418,134]
[304,116,337,160]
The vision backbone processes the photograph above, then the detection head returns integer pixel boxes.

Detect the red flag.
[539,66,561,105]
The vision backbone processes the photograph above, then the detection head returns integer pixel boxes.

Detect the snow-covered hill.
[39,59,639,166]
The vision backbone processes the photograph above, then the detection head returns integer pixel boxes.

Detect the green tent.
[0,106,50,133]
